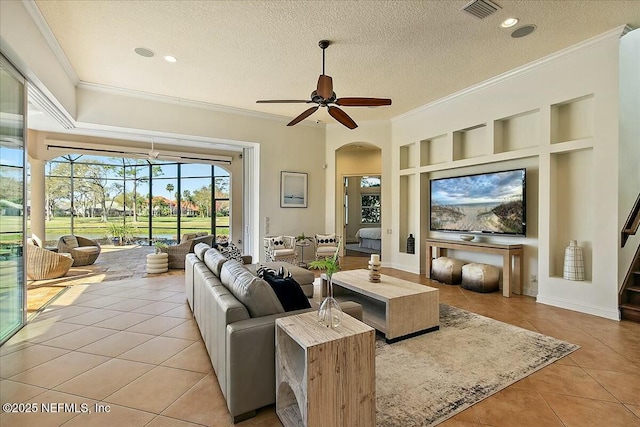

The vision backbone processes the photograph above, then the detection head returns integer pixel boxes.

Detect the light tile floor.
[2,256,640,426]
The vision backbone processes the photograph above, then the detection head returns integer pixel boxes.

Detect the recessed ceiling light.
[501,18,519,28]
[163,55,178,63]
[134,47,155,58]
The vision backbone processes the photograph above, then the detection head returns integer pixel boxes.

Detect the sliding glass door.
[0,54,27,345]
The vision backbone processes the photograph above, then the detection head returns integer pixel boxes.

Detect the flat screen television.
[430,168,526,236]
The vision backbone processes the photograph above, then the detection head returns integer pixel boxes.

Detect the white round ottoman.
[431,256,465,285]
[461,263,499,293]
[146,252,169,274]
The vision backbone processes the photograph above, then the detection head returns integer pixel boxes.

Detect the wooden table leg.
[426,245,433,278]
[502,254,511,297]
[514,251,522,295]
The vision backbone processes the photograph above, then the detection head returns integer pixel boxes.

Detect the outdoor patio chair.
[57,235,101,266]
[160,233,215,269]
[27,239,74,280]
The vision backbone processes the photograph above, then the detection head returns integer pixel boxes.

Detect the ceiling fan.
[257,40,392,130]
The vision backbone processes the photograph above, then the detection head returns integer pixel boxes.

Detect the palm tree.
[166,183,175,215]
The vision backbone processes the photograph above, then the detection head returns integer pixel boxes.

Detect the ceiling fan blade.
[287,106,319,126]
[257,100,311,103]
[335,97,392,107]
[328,106,358,130]
[317,75,333,99]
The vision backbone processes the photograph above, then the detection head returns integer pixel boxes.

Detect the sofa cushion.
[204,248,228,278]
[62,235,79,248]
[220,260,284,317]
[257,267,311,312]
[194,243,211,261]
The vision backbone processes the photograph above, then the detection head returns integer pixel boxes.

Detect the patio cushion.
[73,246,100,254]
[61,235,79,248]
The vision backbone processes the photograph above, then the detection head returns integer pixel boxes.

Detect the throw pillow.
[270,236,285,247]
[315,233,337,247]
[261,270,311,312]
[216,242,244,263]
[62,235,79,248]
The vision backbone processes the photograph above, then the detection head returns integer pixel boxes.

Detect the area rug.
[375,304,579,426]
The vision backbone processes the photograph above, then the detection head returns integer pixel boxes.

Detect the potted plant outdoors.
[154,241,169,254]
[309,243,343,328]
[107,223,134,246]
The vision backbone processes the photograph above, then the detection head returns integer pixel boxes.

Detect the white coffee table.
[330,269,439,342]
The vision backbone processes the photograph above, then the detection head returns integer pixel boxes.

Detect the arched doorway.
[335,143,382,257]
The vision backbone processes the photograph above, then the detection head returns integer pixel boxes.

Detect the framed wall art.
[281,171,308,208]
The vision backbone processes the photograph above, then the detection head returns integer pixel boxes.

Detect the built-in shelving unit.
[399,142,417,170]
[550,95,594,144]
[494,109,540,153]
[420,134,448,166]
[453,123,488,161]
[396,92,597,292]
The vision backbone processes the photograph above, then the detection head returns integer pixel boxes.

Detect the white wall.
[388,28,626,319]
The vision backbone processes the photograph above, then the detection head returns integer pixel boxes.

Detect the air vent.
[461,0,501,19]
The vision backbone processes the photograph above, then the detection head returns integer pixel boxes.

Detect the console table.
[425,238,523,297]
[275,312,375,426]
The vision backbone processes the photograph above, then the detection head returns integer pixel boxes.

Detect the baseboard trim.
[536,295,620,321]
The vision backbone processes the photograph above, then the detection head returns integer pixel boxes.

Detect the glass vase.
[318,276,343,328]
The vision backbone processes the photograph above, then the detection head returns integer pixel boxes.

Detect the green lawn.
[41,215,229,241]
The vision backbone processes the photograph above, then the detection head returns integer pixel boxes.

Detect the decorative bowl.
[460,235,475,242]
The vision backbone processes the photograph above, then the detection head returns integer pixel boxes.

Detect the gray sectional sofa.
[185,243,363,422]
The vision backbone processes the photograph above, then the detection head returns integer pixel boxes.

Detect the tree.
[192,185,212,218]
[45,162,72,220]
[113,159,163,222]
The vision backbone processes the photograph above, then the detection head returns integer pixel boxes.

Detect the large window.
[0,54,26,344]
[43,155,231,244]
[360,176,381,224]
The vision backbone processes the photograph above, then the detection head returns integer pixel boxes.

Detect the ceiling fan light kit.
[257,39,392,130]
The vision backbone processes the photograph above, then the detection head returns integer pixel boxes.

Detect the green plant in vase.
[154,241,169,254]
[107,222,134,246]
[309,243,343,328]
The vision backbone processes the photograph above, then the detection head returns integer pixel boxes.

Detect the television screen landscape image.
[430,169,526,236]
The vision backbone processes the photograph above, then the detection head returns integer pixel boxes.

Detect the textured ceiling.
[34,0,640,126]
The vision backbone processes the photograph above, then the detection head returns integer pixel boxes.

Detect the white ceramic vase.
[563,240,585,281]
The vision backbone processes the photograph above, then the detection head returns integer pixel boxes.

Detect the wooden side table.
[146,252,168,274]
[275,311,376,427]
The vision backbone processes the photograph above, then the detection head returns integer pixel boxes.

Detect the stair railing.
[622,192,640,248]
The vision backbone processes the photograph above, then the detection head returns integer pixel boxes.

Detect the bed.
[355,227,382,250]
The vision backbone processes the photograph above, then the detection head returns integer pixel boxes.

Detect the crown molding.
[392,25,631,123]
[22,0,80,86]
[76,82,324,128]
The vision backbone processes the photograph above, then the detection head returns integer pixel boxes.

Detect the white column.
[29,158,46,247]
